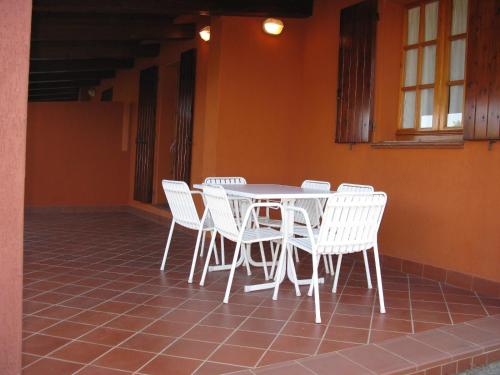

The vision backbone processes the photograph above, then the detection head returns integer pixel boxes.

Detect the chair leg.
[323,255,330,274]
[287,245,301,297]
[373,244,386,313]
[223,240,243,304]
[213,233,220,265]
[294,246,300,262]
[187,227,204,283]
[160,221,175,270]
[270,243,280,279]
[328,255,334,276]
[242,244,252,276]
[221,236,225,265]
[199,232,217,286]
[200,231,206,257]
[312,254,321,324]
[272,242,287,300]
[332,254,343,293]
[363,250,372,289]
[257,241,269,280]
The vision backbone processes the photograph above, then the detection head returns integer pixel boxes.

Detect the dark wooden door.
[173,49,196,184]
[134,66,158,203]
[335,0,377,143]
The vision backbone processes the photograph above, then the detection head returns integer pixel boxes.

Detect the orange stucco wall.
[87,0,499,282]
[25,102,130,206]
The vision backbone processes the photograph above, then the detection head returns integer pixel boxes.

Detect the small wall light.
[263,18,284,35]
[199,26,211,41]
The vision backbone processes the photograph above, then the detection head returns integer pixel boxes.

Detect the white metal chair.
[200,185,284,303]
[273,192,387,323]
[160,180,219,284]
[337,183,375,289]
[203,177,248,264]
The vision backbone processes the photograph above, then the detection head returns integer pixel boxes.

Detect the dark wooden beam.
[31,14,196,41]
[30,58,134,73]
[29,97,79,102]
[29,89,80,97]
[30,41,160,60]
[33,0,314,18]
[29,70,115,82]
[29,80,101,89]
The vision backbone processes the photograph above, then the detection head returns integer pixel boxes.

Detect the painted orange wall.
[25,102,130,206]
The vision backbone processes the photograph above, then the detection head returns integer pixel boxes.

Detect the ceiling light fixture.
[263,18,284,35]
[199,26,211,42]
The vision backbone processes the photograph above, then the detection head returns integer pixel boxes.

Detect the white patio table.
[193,183,335,293]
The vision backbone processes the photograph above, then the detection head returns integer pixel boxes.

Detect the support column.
[0,0,32,373]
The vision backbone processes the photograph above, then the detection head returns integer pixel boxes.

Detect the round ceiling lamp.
[199,26,211,42]
[262,18,284,35]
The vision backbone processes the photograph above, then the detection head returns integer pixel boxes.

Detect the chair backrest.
[295,180,331,226]
[316,192,387,255]
[162,180,200,230]
[202,185,240,240]
[204,177,247,185]
[337,183,374,193]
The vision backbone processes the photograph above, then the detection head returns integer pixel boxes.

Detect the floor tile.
[93,347,155,371]
[209,344,265,367]
[141,355,202,375]
[50,340,111,363]
[23,357,83,375]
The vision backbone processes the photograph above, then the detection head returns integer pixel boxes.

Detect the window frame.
[397,0,468,136]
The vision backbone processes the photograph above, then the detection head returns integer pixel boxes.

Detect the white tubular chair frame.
[201,185,283,304]
[160,180,219,284]
[337,183,375,289]
[273,192,387,324]
[203,177,248,264]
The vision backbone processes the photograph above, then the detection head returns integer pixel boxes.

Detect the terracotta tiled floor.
[22,212,500,374]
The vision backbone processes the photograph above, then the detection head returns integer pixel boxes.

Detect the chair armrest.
[240,202,282,231]
[282,206,317,243]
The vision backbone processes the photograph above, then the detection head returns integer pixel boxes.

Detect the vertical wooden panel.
[336,0,377,143]
[134,66,158,203]
[463,0,500,140]
[173,49,196,184]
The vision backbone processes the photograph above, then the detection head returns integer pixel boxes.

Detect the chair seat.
[293,225,319,238]
[242,227,283,243]
[258,217,282,228]
[287,236,314,252]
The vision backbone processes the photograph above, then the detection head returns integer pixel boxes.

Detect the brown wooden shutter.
[173,49,196,184]
[335,0,377,144]
[134,66,158,203]
[463,0,500,140]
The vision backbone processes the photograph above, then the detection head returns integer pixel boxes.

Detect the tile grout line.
[439,282,455,325]
[408,274,415,334]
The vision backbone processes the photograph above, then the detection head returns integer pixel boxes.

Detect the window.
[399,0,468,133]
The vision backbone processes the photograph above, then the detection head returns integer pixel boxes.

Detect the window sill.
[371,140,464,149]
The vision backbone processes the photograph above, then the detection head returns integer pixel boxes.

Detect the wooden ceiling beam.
[30,58,134,73]
[29,88,80,97]
[31,15,195,41]
[33,0,314,18]
[29,80,101,89]
[30,41,160,60]
[29,70,115,82]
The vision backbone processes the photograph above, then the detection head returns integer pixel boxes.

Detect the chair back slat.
[204,176,247,224]
[337,183,374,193]
[203,185,240,240]
[162,180,201,230]
[316,192,387,255]
[295,180,331,226]
[204,177,247,185]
